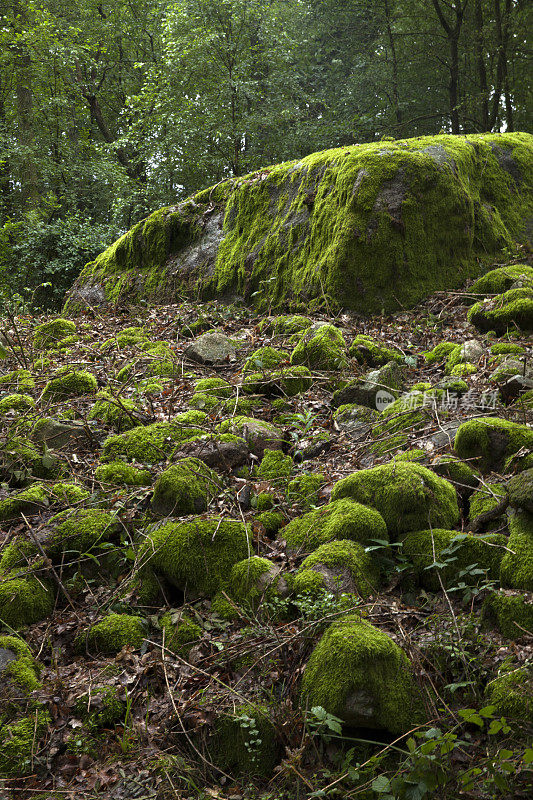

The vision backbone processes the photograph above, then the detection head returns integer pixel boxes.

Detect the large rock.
[65,133,533,315]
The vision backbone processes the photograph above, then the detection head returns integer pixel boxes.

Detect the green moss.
[288,472,325,509]
[151,457,219,516]
[101,326,148,350]
[74,686,125,730]
[0,394,35,414]
[482,590,533,639]
[254,492,275,511]
[0,436,63,483]
[221,395,261,415]
[207,703,278,778]
[283,497,388,552]
[243,365,313,397]
[260,315,312,335]
[217,415,281,454]
[500,511,533,590]
[490,342,525,356]
[0,709,50,777]
[423,342,459,364]
[369,432,408,457]
[290,324,348,370]
[471,264,533,295]
[431,456,480,490]
[393,448,428,463]
[331,461,459,538]
[244,346,289,372]
[0,369,35,392]
[294,539,380,599]
[160,612,202,658]
[95,461,152,486]
[508,468,533,512]
[101,418,205,464]
[255,510,284,535]
[468,287,533,334]
[42,369,97,401]
[45,509,120,560]
[49,482,90,504]
[485,667,532,723]
[402,528,507,590]
[33,318,76,349]
[189,392,219,411]
[349,334,402,366]
[334,403,378,427]
[138,517,251,598]
[88,391,140,431]
[469,483,508,529]
[454,416,533,473]
[514,388,533,410]
[301,615,422,733]
[0,483,49,521]
[0,577,55,629]
[0,635,41,698]
[450,362,477,376]
[229,556,287,607]
[256,449,293,482]
[193,377,232,398]
[372,392,430,437]
[76,614,145,655]
[67,134,533,314]
[436,377,469,394]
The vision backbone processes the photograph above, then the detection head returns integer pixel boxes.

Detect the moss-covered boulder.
[228,556,288,608]
[88,391,141,431]
[0,483,50,521]
[42,369,97,402]
[160,612,202,658]
[217,416,282,458]
[482,590,533,639]
[0,709,50,777]
[206,703,279,778]
[244,346,289,372]
[485,667,532,723]
[293,539,380,599]
[256,449,293,482]
[95,461,152,486]
[138,517,250,599]
[468,287,533,334]
[151,457,219,516]
[508,468,533,513]
[454,417,533,473]
[431,455,480,492]
[33,318,76,349]
[0,394,35,414]
[290,323,348,370]
[0,369,35,393]
[500,511,533,591]
[348,334,403,366]
[283,497,388,553]
[402,529,506,590]
[471,264,533,295]
[65,133,533,315]
[331,462,459,538]
[301,615,422,733]
[0,577,55,629]
[101,416,206,464]
[76,614,146,655]
[332,360,404,410]
[469,482,508,530]
[287,472,325,509]
[0,635,41,719]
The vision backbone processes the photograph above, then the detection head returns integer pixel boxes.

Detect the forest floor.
[0,259,532,800]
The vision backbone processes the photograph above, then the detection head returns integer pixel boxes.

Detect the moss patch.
[42,369,97,401]
[101,418,205,464]
[151,457,219,516]
[294,539,380,599]
[482,590,533,639]
[500,511,533,591]
[76,614,146,655]
[485,667,532,723]
[454,416,533,473]
[283,497,388,552]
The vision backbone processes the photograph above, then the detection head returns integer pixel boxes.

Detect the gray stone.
[177,435,249,470]
[334,404,378,434]
[332,361,404,409]
[460,339,484,363]
[0,647,16,673]
[184,331,237,364]
[227,420,283,459]
[32,418,89,449]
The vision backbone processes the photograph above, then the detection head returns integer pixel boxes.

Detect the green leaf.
[371,775,391,793]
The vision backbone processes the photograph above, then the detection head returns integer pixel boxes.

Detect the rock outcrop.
[65,132,532,315]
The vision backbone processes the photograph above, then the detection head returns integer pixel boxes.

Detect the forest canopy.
[1,0,531,307]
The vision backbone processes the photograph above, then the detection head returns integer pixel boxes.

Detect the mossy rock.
[95,461,152,487]
[65,134,533,315]
[244,346,289,372]
[423,341,458,364]
[151,457,219,516]
[206,703,279,778]
[0,394,36,414]
[372,391,431,438]
[0,436,63,485]
[0,635,41,719]
[88,391,141,431]
[45,508,121,561]
[74,686,126,730]
[101,417,206,464]
[349,334,403,366]
[301,615,422,733]
[228,556,288,608]
[454,416,533,473]
[482,590,533,639]
[255,510,284,535]
[500,511,533,591]
[333,403,378,433]
[33,318,76,349]
[450,362,477,377]
[431,456,479,492]
[0,483,50,521]
[243,365,312,397]
[287,472,325,509]
[290,323,348,370]
[490,342,526,356]
[0,369,35,392]
[256,449,293,482]
[331,461,459,538]
[468,287,533,334]
[193,377,232,398]
[217,416,282,458]
[393,448,428,464]
[283,497,388,553]
[0,709,50,777]
[485,667,532,723]
[471,264,533,295]
[293,539,380,599]
[0,576,55,629]
[101,326,148,349]
[401,529,507,591]
[160,612,202,658]
[138,517,250,599]
[332,360,404,409]
[260,315,312,335]
[42,369,97,401]
[469,482,508,530]
[508,467,533,513]
[76,614,146,655]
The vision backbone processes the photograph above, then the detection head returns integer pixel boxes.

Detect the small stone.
[184,331,237,364]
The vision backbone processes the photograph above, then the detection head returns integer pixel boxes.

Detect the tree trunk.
[474,0,489,130]
[384,0,402,125]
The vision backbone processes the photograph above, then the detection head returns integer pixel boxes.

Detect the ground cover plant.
[0,259,532,800]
